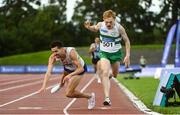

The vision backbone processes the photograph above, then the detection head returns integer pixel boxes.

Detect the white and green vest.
[99,21,122,53]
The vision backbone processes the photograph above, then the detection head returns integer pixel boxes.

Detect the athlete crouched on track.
[38,40,95,109]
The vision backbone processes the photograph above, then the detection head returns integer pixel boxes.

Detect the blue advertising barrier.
[161,19,180,67]
[0,66,25,73]
[0,65,141,74]
[161,24,176,66]
[26,65,47,73]
[175,20,180,67]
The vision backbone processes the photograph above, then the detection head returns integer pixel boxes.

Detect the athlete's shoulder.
[66,47,75,51]
[66,47,76,55]
[115,21,121,28]
[48,53,56,64]
[97,21,103,25]
[91,43,95,46]
[90,43,95,49]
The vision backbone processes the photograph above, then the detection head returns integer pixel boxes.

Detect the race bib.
[102,38,115,47]
[100,37,121,53]
[102,41,114,47]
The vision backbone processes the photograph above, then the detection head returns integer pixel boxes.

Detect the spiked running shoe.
[103,97,111,106]
[88,92,95,109]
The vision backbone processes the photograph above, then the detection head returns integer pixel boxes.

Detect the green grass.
[117,74,180,114]
[0,51,51,65]
[0,47,91,65]
[0,45,167,65]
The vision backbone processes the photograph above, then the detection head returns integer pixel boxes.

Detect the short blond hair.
[103,10,116,19]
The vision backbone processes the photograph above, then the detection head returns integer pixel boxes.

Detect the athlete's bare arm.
[119,25,131,67]
[60,71,69,87]
[84,21,101,32]
[88,43,95,54]
[38,53,56,93]
[63,49,84,83]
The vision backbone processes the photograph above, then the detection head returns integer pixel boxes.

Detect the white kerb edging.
[113,78,161,115]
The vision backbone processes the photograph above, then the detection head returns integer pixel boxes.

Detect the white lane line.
[0,77,42,86]
[0,77,58,92]
[112,78,161,115]
[63,77,95,115]
[0,85,53,108]
[0,81,43,92]
[18,106,43,110]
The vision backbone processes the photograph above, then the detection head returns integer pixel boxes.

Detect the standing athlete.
[84,9,130,106]
[89,37,101,83]
[38,40,95,109]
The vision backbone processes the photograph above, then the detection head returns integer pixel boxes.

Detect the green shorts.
[99,49,124,64]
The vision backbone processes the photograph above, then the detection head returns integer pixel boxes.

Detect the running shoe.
[88,92,95,109]
[103,97,111,106]
[50,84,61,93]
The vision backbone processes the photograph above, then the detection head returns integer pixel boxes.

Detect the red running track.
[0,74,143,114]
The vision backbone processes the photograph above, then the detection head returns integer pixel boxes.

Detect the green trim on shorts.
[99,49,124,64]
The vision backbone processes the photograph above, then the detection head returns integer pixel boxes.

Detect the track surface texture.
[0,74,143,114]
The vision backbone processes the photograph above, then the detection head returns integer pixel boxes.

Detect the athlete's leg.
[65,75,91,99]
[96,61,101,76]
[94,61,101,83]
[99,58,111,98]
[111,61,120,78]
[65,74,95,109]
